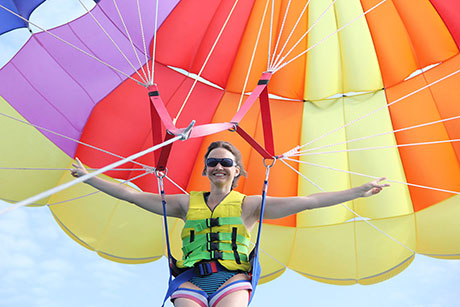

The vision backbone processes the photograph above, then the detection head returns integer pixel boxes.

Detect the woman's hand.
[360,177,390,197]
[70,157,88,178]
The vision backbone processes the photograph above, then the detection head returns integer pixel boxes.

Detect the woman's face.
[205,148,240,188]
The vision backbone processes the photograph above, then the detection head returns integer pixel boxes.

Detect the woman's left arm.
[259,177,390,219]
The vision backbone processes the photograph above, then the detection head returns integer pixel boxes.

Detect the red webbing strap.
[148,84,177,170]
[189,122,233,138]
[259,86,274,156]
[230,72,276,158]
[230,72,272,123]
[148,84,177,132]
[235,126,273,159]
[156,133,175,171]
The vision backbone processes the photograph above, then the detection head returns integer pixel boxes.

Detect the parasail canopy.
[1,0,460,287]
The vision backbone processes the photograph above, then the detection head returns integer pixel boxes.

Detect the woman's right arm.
[71,158,188,219]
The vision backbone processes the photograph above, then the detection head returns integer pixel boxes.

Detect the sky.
[1,1,460,306]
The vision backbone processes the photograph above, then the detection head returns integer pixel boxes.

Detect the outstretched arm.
[244,178,389,223]
[70,158,188,219]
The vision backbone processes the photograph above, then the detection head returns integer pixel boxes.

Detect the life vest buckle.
[210,250,223,260]
[207,241,219,251]
[207,232,220,241]
[206,218,220,227]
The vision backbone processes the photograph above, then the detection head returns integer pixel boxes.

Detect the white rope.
[173,0,240,125]
[293,139,460,157]
[0,111,151,169]
[48,171,150,206]
[164,175,189,195]
[279,159,417,254]
[0,135,183,216]
[237,0,271,111]
[136,0,152,82]
[0,3,147,86]
[109,0,150,82]
[271,0,336,70]
[0,167,140,171]
[150,0,160,83]
[284,157,460,196]
[273,0,387,73]
[279,159,323,191]
[296,115,460,156]
[289,66,460,154]
[77,0,148,84]
[267,0,274,70]
[270,0,311,69]
[269,0,293,68]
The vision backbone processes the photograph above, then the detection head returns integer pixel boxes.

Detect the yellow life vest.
[176,190,251,272]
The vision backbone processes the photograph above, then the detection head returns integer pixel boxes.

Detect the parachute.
[1,0,460,291]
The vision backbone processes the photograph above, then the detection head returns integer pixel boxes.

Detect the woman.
[71,141,389,307]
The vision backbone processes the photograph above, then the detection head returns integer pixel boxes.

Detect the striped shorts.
[171,277,252,307]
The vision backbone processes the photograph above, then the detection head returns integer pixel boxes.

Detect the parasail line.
[295,115,460,156]
[48,171,150,206]
[269,0,293,68]
[237,0,271,112]
[173,0,240,125]
[0,111,152,169]
[164,175,189,195]
[76,0,148,84]
[270,0,311,69]
[279,159,324,191]
[150,0,160,82]
[252,241,291,272]
[271,0,326,70]
[273,0,387,73]
[0,133,186,216]
[0,3,147,86]
[0,167,141,171]
[287,66,460,155]
[267,0,274,70]
[291,139,460,157]
[279,158,417,255]
[284,157,460,196]
[136,0,152,82]
[108,0,151,82]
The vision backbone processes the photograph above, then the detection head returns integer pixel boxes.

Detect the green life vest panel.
[176,190,251,272]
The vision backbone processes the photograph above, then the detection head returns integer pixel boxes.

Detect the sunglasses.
[206,158,236,167]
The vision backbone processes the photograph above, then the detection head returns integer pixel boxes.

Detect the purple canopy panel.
[99,0,181,51]
[0,0,180,157]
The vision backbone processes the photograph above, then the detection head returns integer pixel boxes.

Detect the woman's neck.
[208,184,232,206]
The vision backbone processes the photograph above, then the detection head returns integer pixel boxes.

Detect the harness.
[147,72,278,306]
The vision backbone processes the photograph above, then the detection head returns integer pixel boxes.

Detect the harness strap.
[184,217,243,232]
[182,232,250,254]
[183,237,250,255]
[182,250,249,267]
[249,161,274,303]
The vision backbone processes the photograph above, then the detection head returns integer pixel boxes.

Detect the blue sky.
[1,1,460,306]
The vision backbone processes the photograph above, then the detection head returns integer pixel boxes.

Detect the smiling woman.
[3,0,460,306]
[70,140,388,307]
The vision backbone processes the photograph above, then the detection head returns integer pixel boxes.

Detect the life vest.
[176,190,251,272]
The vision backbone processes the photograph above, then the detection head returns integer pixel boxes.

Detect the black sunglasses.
[206,158,236,167]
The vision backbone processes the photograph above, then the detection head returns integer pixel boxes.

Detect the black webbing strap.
[232,227,241,264]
